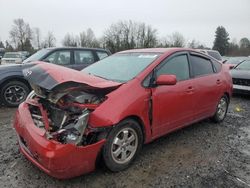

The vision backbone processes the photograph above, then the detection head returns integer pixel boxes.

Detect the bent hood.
[23,62,122,92]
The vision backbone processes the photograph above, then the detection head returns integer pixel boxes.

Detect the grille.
[233,78,250,86]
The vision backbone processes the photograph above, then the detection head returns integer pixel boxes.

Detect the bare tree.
[33,27,42,49]
[79,28,100,47]
[168,32,185,47]
[239,37,250,49]
[62,33,79,47]
[9,18,33,50]
[41,31,56,48]
[103,20,158,53]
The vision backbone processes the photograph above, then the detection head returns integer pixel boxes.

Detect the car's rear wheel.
[1,81,30,107]
[102,119,143,172]
[212,95,229,123]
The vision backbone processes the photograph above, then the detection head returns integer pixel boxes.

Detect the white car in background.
[1,52,25,65]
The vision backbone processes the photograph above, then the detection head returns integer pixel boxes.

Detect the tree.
[9,18,33,51]
[168,32,185,47]
[239,37,250,49]
[33,27,42,49]
[41,31,56,48]
[0,40,4,48]
[79,28,100,47]
[5,40,14,51]
[62,33,79,47]
[212,26,230,56]
[102,20,158,53]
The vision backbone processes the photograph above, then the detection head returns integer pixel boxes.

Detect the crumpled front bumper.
[14,102,105,179]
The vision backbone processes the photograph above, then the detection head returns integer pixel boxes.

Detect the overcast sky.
[0,0,249,48]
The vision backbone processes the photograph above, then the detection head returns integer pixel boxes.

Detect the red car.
[14,48,232,179]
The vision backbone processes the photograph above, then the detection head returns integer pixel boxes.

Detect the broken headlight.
[50,110,90,145]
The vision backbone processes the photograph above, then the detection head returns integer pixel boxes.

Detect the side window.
[97,51,109,60]
[212,60,222,72]
[44,51,70,65]
[156,54,190,81]
[74,50,95,64]
[190,55,214,77]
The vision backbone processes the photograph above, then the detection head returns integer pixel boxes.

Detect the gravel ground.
[0,95,250,188]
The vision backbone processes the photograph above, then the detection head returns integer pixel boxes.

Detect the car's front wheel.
[212,95,229,123]
[1,81,30,107]
[102,119,143,172]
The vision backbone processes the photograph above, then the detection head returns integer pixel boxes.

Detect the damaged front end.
[27,82,115,146]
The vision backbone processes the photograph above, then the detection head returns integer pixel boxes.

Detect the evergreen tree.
[212,26,230,56]
[0,41,4,48]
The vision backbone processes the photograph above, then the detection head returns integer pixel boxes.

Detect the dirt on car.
[0,95,249,188]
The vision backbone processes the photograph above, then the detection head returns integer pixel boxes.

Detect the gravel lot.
[0,95,250,188]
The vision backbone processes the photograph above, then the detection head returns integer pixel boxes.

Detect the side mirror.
[156,74,177,86]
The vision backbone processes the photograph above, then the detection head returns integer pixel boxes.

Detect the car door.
[189,53,222,120]
[43,50,72,69]
[72,50,96,70]
[151,53,195,138]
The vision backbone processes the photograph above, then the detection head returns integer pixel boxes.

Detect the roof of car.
[46,47,109,52]
[117,48,193,54]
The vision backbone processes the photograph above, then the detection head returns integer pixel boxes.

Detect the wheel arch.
[223,92,230,102]
[0,76,32,91]
[119,115,146,144]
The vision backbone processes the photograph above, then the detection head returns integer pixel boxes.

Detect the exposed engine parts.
[28,90,106,146]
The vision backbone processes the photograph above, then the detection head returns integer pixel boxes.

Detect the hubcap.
[111,127,138,164]
[217,97,227,120]
[4,85,27,105]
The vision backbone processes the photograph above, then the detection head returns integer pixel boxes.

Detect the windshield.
[226,57,248,64]
[3,53,21,58]
[22,49,50,63]
[82,52,161,83]
[235,60,250,70]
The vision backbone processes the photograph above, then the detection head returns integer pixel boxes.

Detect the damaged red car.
[14,48,232,179]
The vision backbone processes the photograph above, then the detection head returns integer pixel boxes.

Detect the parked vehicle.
[197,49,223,61]
[23,47,110,70]
[1,52,25,65]
[0,47,111,107]
[19,51,30,59]
[224,56,249,69]
[230,59,250,94]
[14,48,232,179]
[0,48,5,63]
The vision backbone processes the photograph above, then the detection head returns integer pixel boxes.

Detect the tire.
[102,119,143,172]
[0,81,30,107]
[212,95,229,123]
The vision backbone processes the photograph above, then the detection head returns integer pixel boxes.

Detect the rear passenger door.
[72,50,95,70]
[189,53,222,120]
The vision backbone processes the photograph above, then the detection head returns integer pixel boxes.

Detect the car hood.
[23,62,122,92]
[230,69,250,79]
[0,63,23,71]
